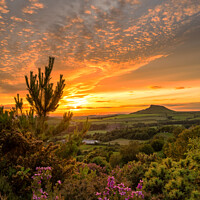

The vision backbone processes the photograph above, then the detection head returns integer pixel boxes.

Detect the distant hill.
[132,105,175,115]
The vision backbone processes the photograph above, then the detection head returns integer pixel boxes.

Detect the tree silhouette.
[25,57,65,118]
[14,93,23,115]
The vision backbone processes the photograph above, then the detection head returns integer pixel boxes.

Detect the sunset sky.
[0,0,200,116]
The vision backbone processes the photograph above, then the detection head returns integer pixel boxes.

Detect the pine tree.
[14,93,23,115]
[25,57,65,118]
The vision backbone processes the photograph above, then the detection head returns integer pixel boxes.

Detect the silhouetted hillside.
[132,105,175,114]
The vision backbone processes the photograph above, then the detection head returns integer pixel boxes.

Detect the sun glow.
[62,96,89,111]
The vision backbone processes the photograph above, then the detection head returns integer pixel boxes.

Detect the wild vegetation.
[0,57,200,200]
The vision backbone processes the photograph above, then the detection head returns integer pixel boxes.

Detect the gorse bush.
[164,125,200,160]
[144,157,200,199]
[112,153,158,189]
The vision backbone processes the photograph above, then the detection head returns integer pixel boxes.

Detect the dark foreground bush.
[62,165,107,200]
[0,129,70,199]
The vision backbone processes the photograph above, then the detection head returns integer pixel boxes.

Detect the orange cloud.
[22,0,44,14]
[149,86,163,89]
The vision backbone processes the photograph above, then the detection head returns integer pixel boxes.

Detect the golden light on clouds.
[0,0,200,115]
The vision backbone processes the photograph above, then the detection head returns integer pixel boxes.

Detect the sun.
[62,96,88,111]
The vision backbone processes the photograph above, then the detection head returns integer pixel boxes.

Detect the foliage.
[120,141,140,163]
[61,165,107,200]
[91,156,111,171]
[14,94,23,116]
[56,118,90,160]
[25,57,65,118]
[109,153,122,168]
[16,108,37,134]
[32,167,63,200]
[151,139,164,152]
[0,107,15,132]
[186,137,200,164]
[42,111,73,140]
[0,175,19,200]
[113,153,158,189]
[87,163,108,176]
[164,126,200,160]
[92,127,157,142]
[96,176,144,200]
[139,144,154,155]
[143,155,200,200]
[0,129,72,199]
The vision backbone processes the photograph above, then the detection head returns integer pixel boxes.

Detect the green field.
[87,130,107,135]
[104,138,147,145]
[46,108,199,148]
[154,132,173,140]
[79,144,106,151]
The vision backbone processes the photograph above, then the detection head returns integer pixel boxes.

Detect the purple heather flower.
[57,180,61,184]
[96,192,101,196]
[47,175,52,179]
[118,183,125,188]
[119,191,126,196]
[137,183,142,190]
[103,191,109,196]
[137,191,144,198]
[32,194,37,199]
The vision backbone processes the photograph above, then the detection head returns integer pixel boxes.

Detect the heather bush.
[62,165,107,200]
[96,176,144,200]
[0,129,72,198]
[91,156,111,171]
[113,153,158,189]
[31,167,63,200]
[87,163,108,176]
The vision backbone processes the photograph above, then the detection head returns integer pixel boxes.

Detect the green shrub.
[164,126,200,160]
[91,156,111,171]
[109,153,122,168]
[151,139,164,152]
[0,175,18,200]
[113,153,158,189]
[0,129,71,198]
[120,141,140,163]
[143,157,200,199]
[140,144,154,155]
[62,165,107,200]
